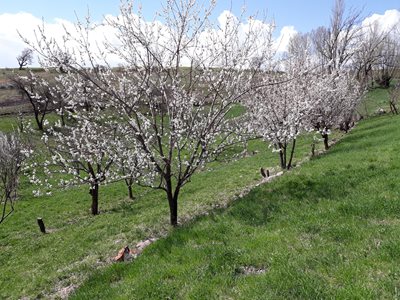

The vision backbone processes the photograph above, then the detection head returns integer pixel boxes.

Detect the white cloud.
[0,10,277,68]
[3,9,397,69]
[0,12,43,67]
[274,25,297,53]
[362,9,400,32]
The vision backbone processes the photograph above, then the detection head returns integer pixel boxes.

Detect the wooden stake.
[37,218,46,234]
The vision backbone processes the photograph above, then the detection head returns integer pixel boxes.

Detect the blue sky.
[1,0,399,32]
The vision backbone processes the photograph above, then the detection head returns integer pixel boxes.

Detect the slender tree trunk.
[278,143,287,169]
[128,184,134,200]
[124,178,135,200]
[287,139,296,170]
[322,133,329,150]
[34,111,43,131]
[165,174,180,226]
[390,103,398,115]
[90,183,99,215]
[311,141,316,157]
[60,112,66,126]
[166,188,179,226]
[278,150,285,169]
[169,194,178,226]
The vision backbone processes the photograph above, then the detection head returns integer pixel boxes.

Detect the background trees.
[311,0,362,73]
[16,48,33,70]
[373,32,400,88]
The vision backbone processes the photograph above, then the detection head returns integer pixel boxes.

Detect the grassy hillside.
[72,114,400,299]
[358,86,391,117]
[0,79,397,298]
[0,115,332,298]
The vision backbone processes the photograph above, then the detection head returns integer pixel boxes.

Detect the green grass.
[70,114,400,299]
[0,82,396,298]
[359,86,391,117]
[0,112,330,298]
[0,115,19,132]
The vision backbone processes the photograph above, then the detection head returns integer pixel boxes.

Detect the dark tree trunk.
[287,139,296,170]
[90,183,99,215]
[278,143,287,169]
[168,194,178,226]
[34,111,44,131]
[128,185,134,200]
[322,133,329,150]
[165,177,180,226]
[311,142,316,157]
[124,178,135,200]
[390,103,398,115]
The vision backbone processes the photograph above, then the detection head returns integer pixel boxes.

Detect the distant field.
[0,68,50,115]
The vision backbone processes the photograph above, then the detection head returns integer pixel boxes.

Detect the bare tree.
[287,32,314,63]
[373,32,400,88]
[312,0,362,73]
[16,48,34,70]
[352,22,389,87]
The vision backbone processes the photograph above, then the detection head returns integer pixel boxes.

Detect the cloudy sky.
[0,0,399,68]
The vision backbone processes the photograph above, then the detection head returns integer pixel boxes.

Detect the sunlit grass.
[72,114,400,299]
[0,83,396,298]
[0,108,333,298]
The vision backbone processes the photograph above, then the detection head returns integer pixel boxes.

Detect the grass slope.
[359,86,391,117]
[72,114,400,299]
[0,117,329,298]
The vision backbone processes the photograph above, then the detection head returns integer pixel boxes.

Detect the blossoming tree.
[24,0,275,225]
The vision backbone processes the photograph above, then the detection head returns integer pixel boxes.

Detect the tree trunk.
[287,139,296,170]
[165,179,180,226]
[90,183,99,215]
[311,142,316,157]
[128,184,134,200]
[322,133,329,150]
[169,195,178,226]
[278,143,286,169]
[60,112,66,126]
[390,103,398,115]
[34,111,44,131]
